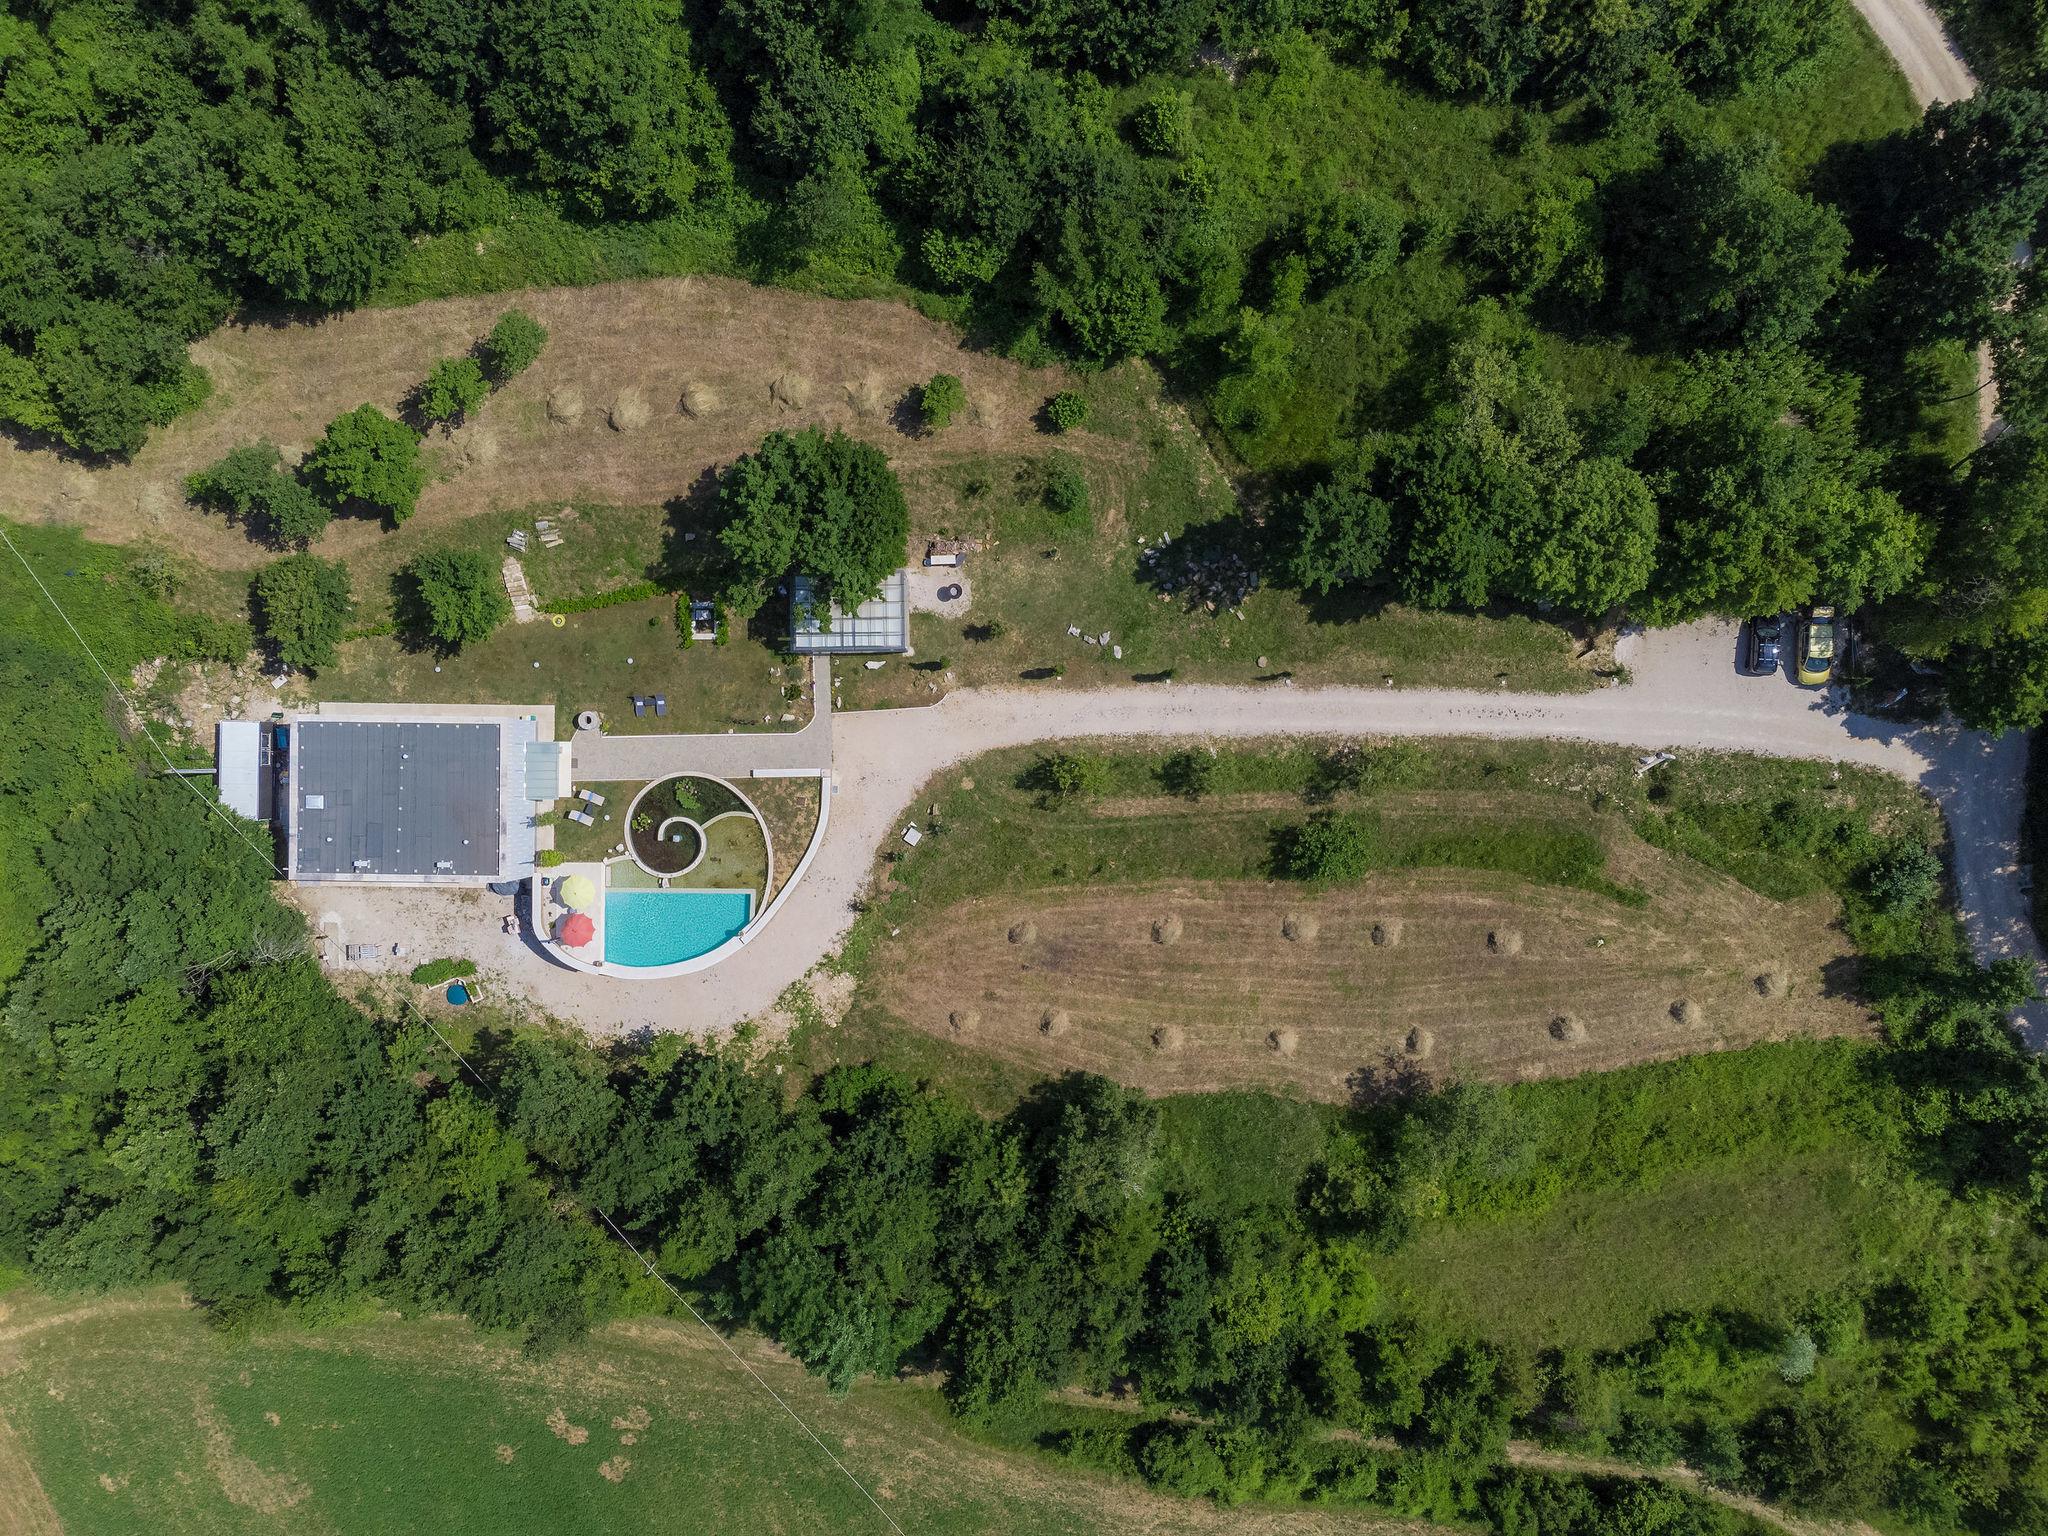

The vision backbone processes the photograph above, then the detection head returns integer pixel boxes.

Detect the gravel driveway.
[486,618,2040,1047]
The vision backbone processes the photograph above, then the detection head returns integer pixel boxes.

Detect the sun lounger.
[578,789,606,806]
[632,696,646,717]
[654,695,667,717]
[568,808,596,826]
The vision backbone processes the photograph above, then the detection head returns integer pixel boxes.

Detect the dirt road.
[1850,0,1977,106]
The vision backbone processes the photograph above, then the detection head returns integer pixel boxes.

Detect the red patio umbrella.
[558,911,595,948]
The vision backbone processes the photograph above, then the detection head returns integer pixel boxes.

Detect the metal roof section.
[789,569,910,654]
[290,720,503,882]
[214,721,263,820]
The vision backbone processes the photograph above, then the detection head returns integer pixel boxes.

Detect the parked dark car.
[1744,617,1785,676]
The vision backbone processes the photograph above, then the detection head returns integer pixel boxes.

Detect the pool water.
[604,888,753,967]
[446,983,470,1006]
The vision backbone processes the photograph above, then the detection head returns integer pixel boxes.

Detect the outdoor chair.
[654,695,668,717]
[632,696,646,717]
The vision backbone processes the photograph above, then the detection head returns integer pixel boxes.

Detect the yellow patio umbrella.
[556,874,597,911]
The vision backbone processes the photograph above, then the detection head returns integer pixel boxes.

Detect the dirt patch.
[611,1405,652,1432]
[2,275,1071,578]
[598,1455,632,1483]
[546,1406,591,1445]
[192,1388,311,1514]
[495,1443,517,1464]
[867,855,1869,1101]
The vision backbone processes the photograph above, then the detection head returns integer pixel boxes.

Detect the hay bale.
[1152,914,1183,945]
[948,1009,980,1036]
[1549,1014,1587,1043]
[1268,1027,1299,1056]
[1007,922,1036,945]
[1671,998,1703,1027]
[1756,967,1790,1000]
[1405,1027,1435,1059]
[1040,1008,1072,1038]
[545,387,585,426]
[678,382,720,419]
[607,390,650,432]
[1281,913,1320,943]
[1487,928,1523,956]
[1371,919,1403,948]
[770,372,813,408]
[843,374,887,417]
[1152,1024,1184,1053]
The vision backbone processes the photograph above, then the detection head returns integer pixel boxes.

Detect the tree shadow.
[1347,1053,1433,1108]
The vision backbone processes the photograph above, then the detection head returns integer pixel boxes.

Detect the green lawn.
[0,1292,1425,1536]
[307,595,807,736]
[550,780,638,862]
[1372,1146,1946,1353]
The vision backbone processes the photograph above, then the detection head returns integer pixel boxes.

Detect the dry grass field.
[0,275,1075,578]
[866,816,1872,1103]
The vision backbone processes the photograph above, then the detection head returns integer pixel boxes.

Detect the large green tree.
[1609,135,1849,351]
[185,443,330,547]
[716,428,909,615]
[304,405,425,523]
[407,548,511,649]
[253,553,354,672]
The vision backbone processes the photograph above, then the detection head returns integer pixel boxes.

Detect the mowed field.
[867,828,1867,1102]
[0,275,1072,579]
[0,1289,1452,1536]
[835,739,1929,1107]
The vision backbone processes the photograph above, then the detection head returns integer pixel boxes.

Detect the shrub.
[407,548,511,650]
[1278,810,1377,882]
[304,404,424,524]
[1868,841,1941,912]
[1131,88,1195,157]
[1045,390,1089,432]
[537,849,566,868]
[409,957,477,986]
[1777,1328,1818,1383]
[1044,453,1090,524]
[185,442,329,546]
[539,581,661,615]
[416,356,489,425]
[253,553,353,673]
[676,593,695,648]
[919,372,966,431]
[484,309,548,380]
[1024,750,1110,804]
[1159,748,1218,800]
[1303,191,1404,288]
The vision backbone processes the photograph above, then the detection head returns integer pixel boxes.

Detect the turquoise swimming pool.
[604,887,753,968]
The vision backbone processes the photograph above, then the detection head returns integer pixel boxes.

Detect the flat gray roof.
[790,569,909,654]
[292,720,501,879]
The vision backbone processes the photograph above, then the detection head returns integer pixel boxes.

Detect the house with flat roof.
[789,569,910,655]
[212,706,566,886]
